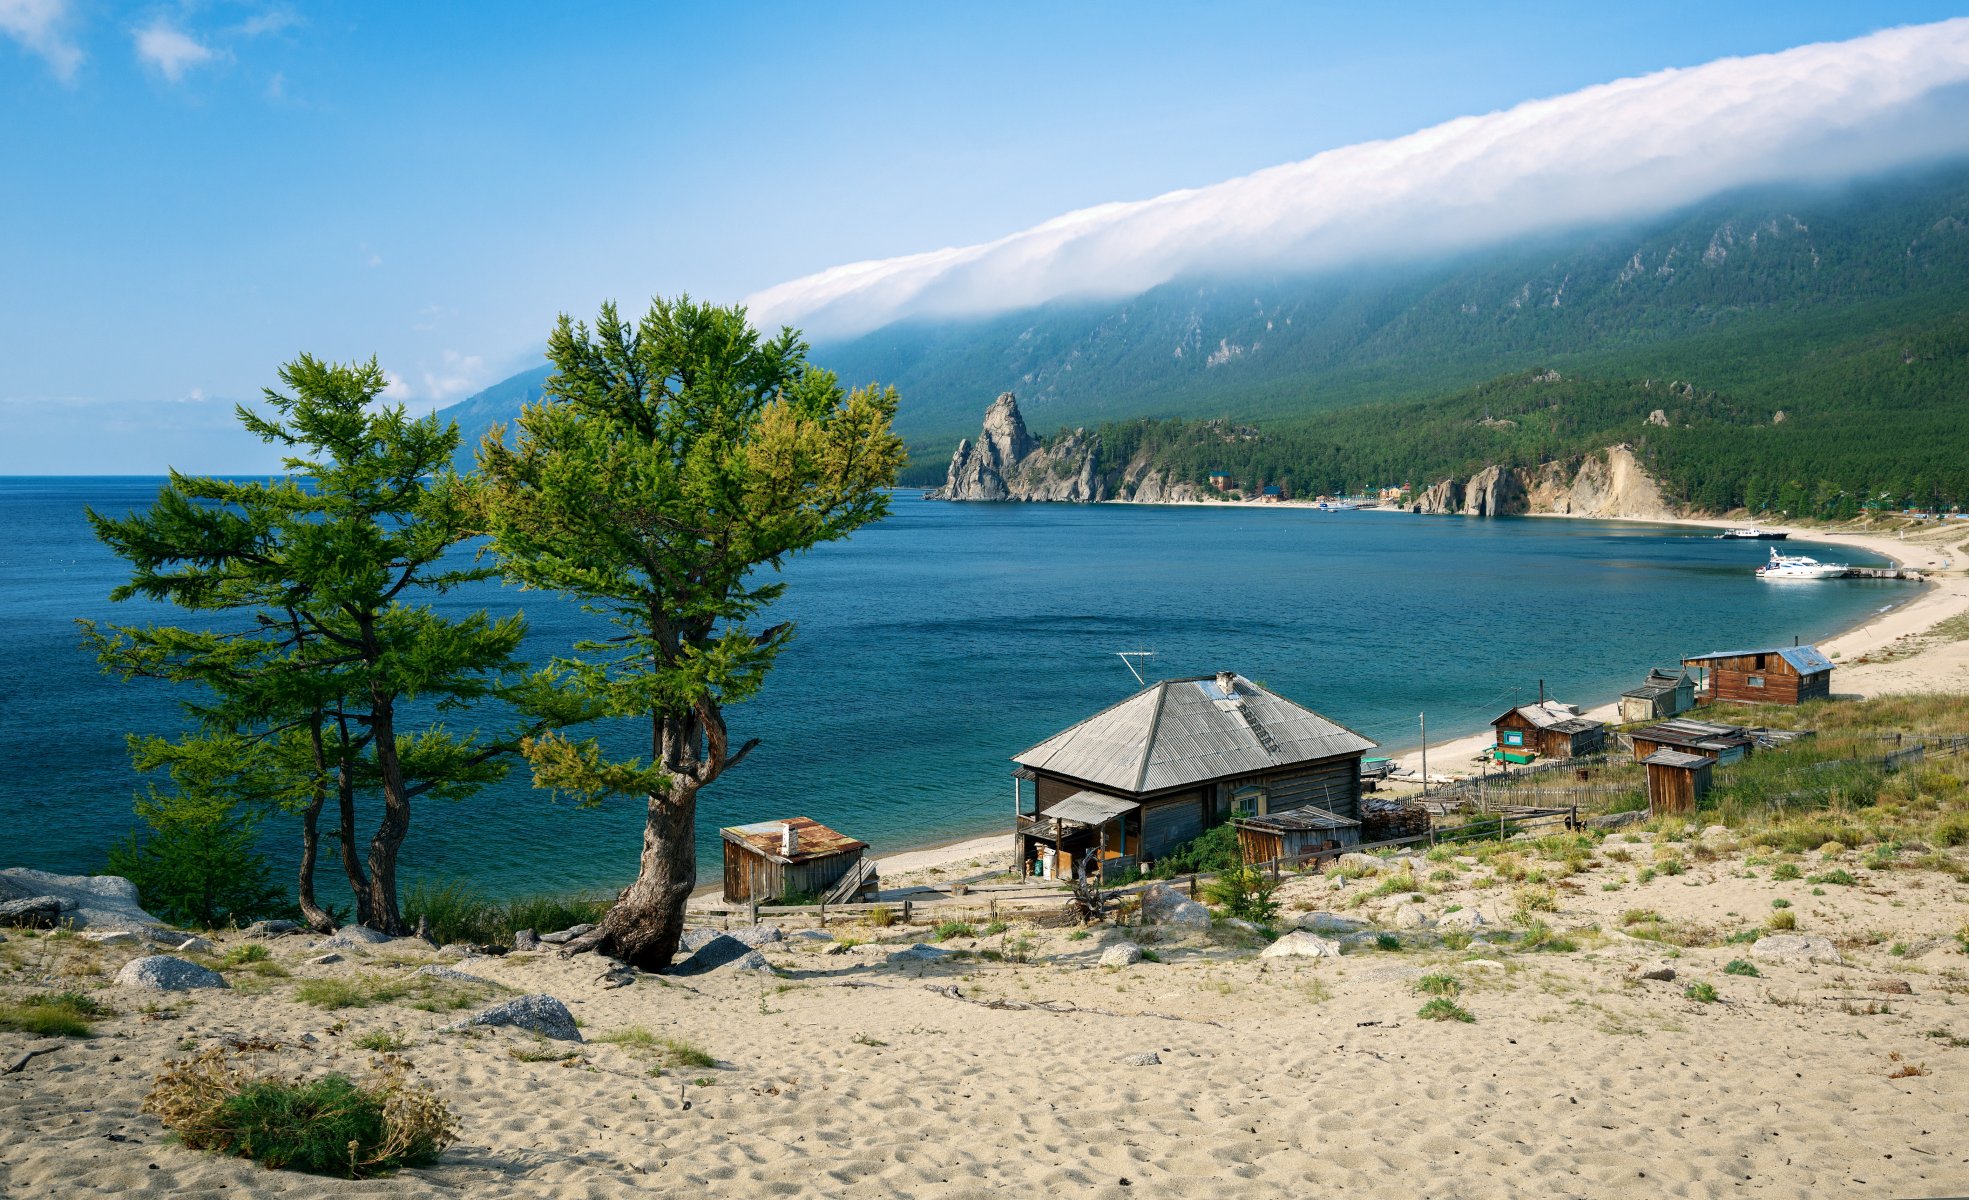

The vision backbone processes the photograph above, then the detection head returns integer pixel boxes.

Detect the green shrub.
[401,880,610,948]
[142,1048,455,1179]
[1770,898,1791,909]
[1685,981,1719,1003]
[1807,869,1858,887]
[982,920,1009,936]
[1200,866,1281,924]
[1723,959,1760,977]
[1768,910,1798,931]
[1375,933,1402,952]
[1418,997,1475,1023]
[1771,863,1803,881]
[1153,824,1241,877]
[1416,973,1461,997]
[865,906,896,928]
[105,779,283,932]
[355,1031,408,1053]
[223,944,271,966]
[933,921,976,942]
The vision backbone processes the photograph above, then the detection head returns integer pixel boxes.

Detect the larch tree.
[86,355,541,933]
[476,297,904,971]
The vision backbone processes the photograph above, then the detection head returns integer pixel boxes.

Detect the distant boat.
[1756,548,1848,580]
[1717,526,1789,540]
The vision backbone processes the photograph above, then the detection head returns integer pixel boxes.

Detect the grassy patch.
[401,879,610,948]
[293,973,493,1013]
[355,1031,408,1053]
[1418,997,1475,1023]
[1685,981,1719,1003]
[1768,910,1798,932]
[1723,959,1761,977]
[1416,973,1461,997]
[0,991,110,1038]
[143,1048,455,1179]
[1807,869,1860,887]
[1771,863,1803,881]
[933,921,976,942]
[593,1027,715,1069]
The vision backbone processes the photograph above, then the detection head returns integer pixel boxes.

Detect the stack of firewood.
[1359,797,1430,843]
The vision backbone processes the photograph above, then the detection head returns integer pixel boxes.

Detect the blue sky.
[5,1,1967,472]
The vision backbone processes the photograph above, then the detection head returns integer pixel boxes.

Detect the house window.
[1502,730,1525,747]
[1754,654,1768,670]
[1748,675,1766,688]
[1231,785,1264,819]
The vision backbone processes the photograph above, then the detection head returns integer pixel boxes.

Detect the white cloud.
[0,0,83,82]
[748,19,1969,340]
[134,18,219,83]
[234,7,300,38]
[419,351,486,405]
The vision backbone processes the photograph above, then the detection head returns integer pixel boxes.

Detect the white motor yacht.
[1755,548,1848,580]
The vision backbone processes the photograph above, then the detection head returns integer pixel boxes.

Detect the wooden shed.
[1012,670,1378,881]
[1681,645,1833,706]
[1234,806,1361,867]
[1491,701,1607,763]
[721,817,870,904]
[1629,718,1757,765]
[1642,749,1714,815]
[1619,670,1696,723]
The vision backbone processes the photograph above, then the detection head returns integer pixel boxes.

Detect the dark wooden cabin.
[1629,718,1757,765]
[1491,701,1607,763]
[1642,749,1714,815]
[1619,669,1696,723]
[721,817,869,904]
[1681,645,1832,706]
[1235,807,1361,867]
[1012,671,1377,881]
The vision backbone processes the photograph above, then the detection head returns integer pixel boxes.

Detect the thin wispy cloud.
[134,18,220,83]
[0,0,83,82]
[748,19,1969,340]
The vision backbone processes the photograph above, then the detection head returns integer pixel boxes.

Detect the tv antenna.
[1116,650,1157,686]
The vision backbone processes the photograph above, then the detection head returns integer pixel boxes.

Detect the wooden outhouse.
[1629,718,1756,765]
[1012,671,1378,881]
[1620,670,1696,723]
[1491,701,1607,763]
[1642,749,1714,815]
[1681,645,1832,706]
[721,817,870,904]
[1234,806,1361,867]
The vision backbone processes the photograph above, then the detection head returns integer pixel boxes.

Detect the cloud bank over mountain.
[747,19,1969,341]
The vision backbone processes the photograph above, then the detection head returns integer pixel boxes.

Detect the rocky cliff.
[1410,445,1676,519]
[929,393,1205,503]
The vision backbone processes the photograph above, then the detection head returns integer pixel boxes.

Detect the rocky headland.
[1408,444,1676,519]
[926,393,1204,504]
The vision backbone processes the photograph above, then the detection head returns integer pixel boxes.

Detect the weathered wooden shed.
[1629,718,1757,765]
[1491,701,1607,762]
[1012,670,1378,880]
[1619,670,1696,723]
[1681,645,1833,706]
[1234,806,1361,866]
[1642,749,1714,815]
[720,817,869,904]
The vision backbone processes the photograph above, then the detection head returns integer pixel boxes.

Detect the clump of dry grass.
[143,1046,456,1179]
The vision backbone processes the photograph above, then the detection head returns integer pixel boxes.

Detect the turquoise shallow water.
[0,479,1913,898]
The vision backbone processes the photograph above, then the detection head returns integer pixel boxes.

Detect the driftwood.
[4,1045,62,1075]
[923,983,1222,1027]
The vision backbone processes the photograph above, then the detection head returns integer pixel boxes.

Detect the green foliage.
[1724,959,1761,977]
[105,749,283,930]
[1416,973,1462,997]
[1151,823,1241,877]
[0,991,110,1038]
[1375,933,1402,952]
[933,922,976,942]
[1807,869,1859,886]
[401,880,610,948]
[223,944,271,966]
[355,1032,408,1053]
[144,1049,455,1179]
[1418,997,1476,1023]
[1771,863,1803,881]
[1685,982,1720,1003]
[1200,866,1281,924]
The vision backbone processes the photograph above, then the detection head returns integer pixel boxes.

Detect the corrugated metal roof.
[1013,673,1378,795]
[1634,718,1755,750]
[721,816,867,864]
[1642,749,1713,769]
[1623,670,1690,699]
[1240,806,1360,832]
[1497,701,1603,733]
[1045,791,1140,826]
[1682,645,1834,674]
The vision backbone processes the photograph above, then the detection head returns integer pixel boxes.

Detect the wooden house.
[1681,645,1833,706]
[1619,669,1696,723]
[1012,671,1377,881]
[721,817,870,904]
[1629,718,1757,765]
[1490,701,1607,763]
[1234,806,1361,867]
[1642,749,1714,815]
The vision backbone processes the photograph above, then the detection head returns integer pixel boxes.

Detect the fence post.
[901,899,912,926]
[747,899,758,927]
[818,901,826,929]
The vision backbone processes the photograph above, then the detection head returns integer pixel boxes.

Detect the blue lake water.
[0,478,1914,900]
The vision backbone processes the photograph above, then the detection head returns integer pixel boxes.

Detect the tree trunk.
[589,777,697,970]
[364,696,412,935]
[334,716,373,928]
[295,714,336,932]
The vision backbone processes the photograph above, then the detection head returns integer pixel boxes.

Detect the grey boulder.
[670,934,773,975]
[242,919,302,939]
[511,929,540,952]
[1295,911,1368,935]
[444,993,581,1042]
[1138,882,1211,929]
[1751,934,1844,967]
[312,925,393,951]
[1116,1051,1162,1066]
[539,923,597,946]
[1099,942,1144,967]
[1259,931,1343,960]
[1390,903,1433,930]
[0,896,64,929]
[1436,908,1491,932]
[0,869,168,934]
[885,943,952,965]
[415,964,495,987]
[116,955,229,991]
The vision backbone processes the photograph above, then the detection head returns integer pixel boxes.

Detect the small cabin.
[1681,645,1833,706]
[1012,671,1378,881]
[1491,701,1607,763]
[1234,806,1361,867]
[1629,718,1757,765]
[1619,669,1696,723]
[721,817,870,904]
[1642,749,1714,815]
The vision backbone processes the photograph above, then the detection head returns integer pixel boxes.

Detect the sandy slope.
[5,830,1969,1200]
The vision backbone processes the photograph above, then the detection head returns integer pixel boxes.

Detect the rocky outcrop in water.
[928,393,1105,502]
[1411,445,1674,519]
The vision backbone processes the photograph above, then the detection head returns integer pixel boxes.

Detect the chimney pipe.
[781,822,796,857]
[1216,671,1237,695]
[1538,678,1545,705]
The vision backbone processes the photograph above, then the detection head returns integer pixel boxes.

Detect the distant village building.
[1619,669,1697,723]
[1628,718,1757,765]
[1490,701,1607,763]
[1681,645,1833,706]
[1208,472,1234,492]
[1011,671,1376,881]
[721,817,870,904]
[1642,749,1714,815]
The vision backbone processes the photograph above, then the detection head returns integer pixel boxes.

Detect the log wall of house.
[1260,756,1363,822]
[1140,791,1208,859]
[1692,653,1830,706]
